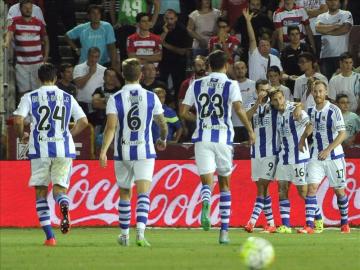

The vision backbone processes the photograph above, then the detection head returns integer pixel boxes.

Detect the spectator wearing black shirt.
[56,63,77,97]
[155,9,191,101]
[140,62,168,92]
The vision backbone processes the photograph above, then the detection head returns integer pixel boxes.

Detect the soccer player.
[244,80,278,233]
[270,88,321,233]
[298,80,350,233]
[99,58,168,247]
[13,63,88,246]
[180,50,255,244]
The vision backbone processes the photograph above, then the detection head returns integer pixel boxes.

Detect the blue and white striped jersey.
[106,84,163,161]
[248,102,279,158]
[13,85,86,159]
[307,101,345,160]
[276,102,310,165]
[182,72,242,145]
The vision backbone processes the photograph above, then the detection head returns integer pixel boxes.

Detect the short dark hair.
[136,12,149,23]
[216,16,229,26]
[87,47,101,56]
[38,63,57,83]
[104,67,117,77]
[299,52,316,63]
[208,50,228,71]
[19,0,33,8]
[267,66,281,75]
[339,52,352,62]
[165,9,178,16]
[255,79,269,90]
[122,58,141,82]
[196,0,212,10]
[59,63,73,73]
[287,25,300,36]
[336,93,349,102]
[87,4,103,14]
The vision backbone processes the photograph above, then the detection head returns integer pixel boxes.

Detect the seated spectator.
[293,52,327,109]
[3,0,48,99]
[336,94,360,146]
[65,5,119,71]
[152,87,183,143]
[187,0,221,57]
[267,66,293,100]
[7,0,45,24]
[140,62,167,92]
[273,0,315,51]
[328,52,359,113]
[243,8,283,82]
[208,17,240,64]
[73,47,106,119]
[56,63,77,97]
[127,12,162,67]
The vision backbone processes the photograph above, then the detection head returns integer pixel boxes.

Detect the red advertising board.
[0,160,359,227]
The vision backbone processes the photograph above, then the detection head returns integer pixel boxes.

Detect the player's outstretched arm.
[70,117,88,137]
[154,113,168,151]
[99,114,118,167]
[299,122,313,153]
[233,101,255,145]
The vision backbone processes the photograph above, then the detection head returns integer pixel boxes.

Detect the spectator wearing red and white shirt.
[127,12,162,67]
[4,0,49,95]
[273,0,315,52]
[208,17,240,64]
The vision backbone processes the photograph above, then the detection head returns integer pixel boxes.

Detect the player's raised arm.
[233,101,255,145]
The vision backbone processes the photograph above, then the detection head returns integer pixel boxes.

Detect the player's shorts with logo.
[275,162,307,185]
[251,156,277,181]
[307,158,346,188]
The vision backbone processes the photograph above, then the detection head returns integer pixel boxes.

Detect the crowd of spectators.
[3,0,360,145]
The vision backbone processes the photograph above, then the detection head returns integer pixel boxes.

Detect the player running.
[298,80,350,234]
[13,63,88,246]
[180,50,255,244]
[99,58,168,247]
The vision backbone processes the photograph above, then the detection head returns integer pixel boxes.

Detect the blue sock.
[315,206,322,220]
[305,196,317,228]
[136,193,150,237]
[54,193,70,207]
[201,185,211,204]
[118,200,131,235]
[279,199,291,227]
[249,196,264,225]
[219,191,231,231]
[36,199,54,240]
[263,196,275,227]
[337,195,349,226]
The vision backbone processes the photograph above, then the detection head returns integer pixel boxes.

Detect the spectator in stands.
[232,61,257,143]
[295,0,328,58]
[7,0,45,24]
[56,63,77,97]
[153,0,181,30]
[315,0,353,80]
[336,94,360,146]
[65,5,119,71]
[293,52,328,108]
[73,47,106,120]
[345,0,360,25]
[243,8,283,82]
[157,9,191,100]
[187,0,221,57]
[43,0,76,65]
[127,12,162,66]
[208,17,240,65]
[152,87,183,143]
[267,66,293,101]
[110,0,160,61]
[140,62,167,92]
[273,0,316,52]
[328,52,360,113]
[3,0,49,98]
[220,0,248,29]
[234,0,274,61]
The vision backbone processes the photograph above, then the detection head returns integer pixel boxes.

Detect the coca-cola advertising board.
[0,160,359,227]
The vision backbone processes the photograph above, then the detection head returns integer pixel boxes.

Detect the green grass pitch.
[1,228,359,270]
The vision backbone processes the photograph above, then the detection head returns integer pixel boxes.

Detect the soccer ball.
[239,237,275,270]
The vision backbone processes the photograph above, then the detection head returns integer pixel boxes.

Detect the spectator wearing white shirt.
[7,1,45,25]
[73,47,106,121]
[243,8,283,82]
[293,52,328,109]
[315,0,353,80]
[328,52,360,113]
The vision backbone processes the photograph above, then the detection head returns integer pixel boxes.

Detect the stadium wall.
[1,159,359,227]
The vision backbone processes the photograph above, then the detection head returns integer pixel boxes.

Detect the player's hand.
[298,137,307,153]
[318,148,330,160]
[20,132,29,144]
[99,152,107,168]
[156,139,167,151]
[247,130,256,146]
[293,105,302,121]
